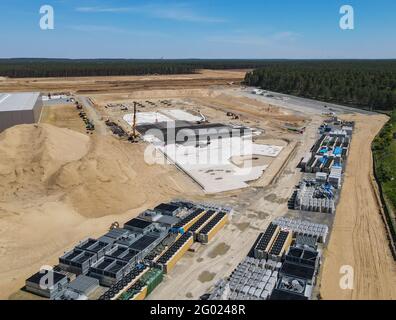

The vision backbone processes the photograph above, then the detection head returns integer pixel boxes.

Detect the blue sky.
[0,0,395,59]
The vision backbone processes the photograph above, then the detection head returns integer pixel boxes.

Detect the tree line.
[0,59,280,78]
[244,60,396,111]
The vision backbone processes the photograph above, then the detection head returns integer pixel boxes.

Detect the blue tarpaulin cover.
[334,147,342,155]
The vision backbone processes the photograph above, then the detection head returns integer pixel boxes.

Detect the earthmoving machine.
[109,222,120,231]
[226,111,240,120]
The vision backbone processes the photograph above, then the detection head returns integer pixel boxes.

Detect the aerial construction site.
[0,69,395,301]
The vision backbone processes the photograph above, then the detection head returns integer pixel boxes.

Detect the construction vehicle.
[128,102,140,143]
[226,111,240,120]
[109,222,120,231]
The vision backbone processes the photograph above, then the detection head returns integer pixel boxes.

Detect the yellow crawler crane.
[128,102,140,143]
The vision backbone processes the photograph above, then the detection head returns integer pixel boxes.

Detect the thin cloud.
[67,25,167,37]
[76,7,132,13]
[68,25,127,33]
[75,3,226,23]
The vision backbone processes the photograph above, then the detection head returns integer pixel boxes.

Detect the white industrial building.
[0,92,42,132]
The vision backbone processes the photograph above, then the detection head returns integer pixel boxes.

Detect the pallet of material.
[172,208,206,233]
[253,223,280,259]
[313,158,323,172]
[189,210,217,240]
[268,230,292,262]
[110,266,149,301]
[131,286,148,300]
[310,135,325,153]
[323,156,334,172]
[197,212,228,244]
[157,233,194,274]
[305,156,316,172]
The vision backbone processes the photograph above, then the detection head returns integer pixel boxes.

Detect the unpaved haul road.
[320,114,396,300]
[77,95,108,136]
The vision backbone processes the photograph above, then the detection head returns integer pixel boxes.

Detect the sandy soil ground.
[40,104,88,134]
[320,114,396,300]
[1,69,393,301]
[0,69,246,94]
[0,124,201,298]
[148,117,319,300]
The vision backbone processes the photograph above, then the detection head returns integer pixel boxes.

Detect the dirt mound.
[0,124,90,200]
[54,135,185,218]
[0,124,195,217]
[0,123,199,298]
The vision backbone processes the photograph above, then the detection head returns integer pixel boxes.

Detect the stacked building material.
[188,210,217,240]
[294,181,336,214]
[273,217,328,243]
[103,265,149,301]
[25,270,68,299]
[208,257,280,300]
[119,268,164,300]
[157,232,194,273]
[253,223,279,259]
[171,208,206,234]
[315,172,328,183]
[64,275,99,298]
[329,167,342,188]
[270,276,311,300]
[268,230,293,262]
[197,212,228,243]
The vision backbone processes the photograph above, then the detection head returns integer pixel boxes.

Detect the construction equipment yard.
[0,70,394,300]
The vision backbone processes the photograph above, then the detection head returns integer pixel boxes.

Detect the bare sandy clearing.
[320,114,396,300]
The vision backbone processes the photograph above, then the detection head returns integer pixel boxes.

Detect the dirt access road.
[320,113,396,300]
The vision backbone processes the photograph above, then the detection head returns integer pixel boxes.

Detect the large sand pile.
[0,124,90,200]
[0,124,199,298]
[0,124,192,217]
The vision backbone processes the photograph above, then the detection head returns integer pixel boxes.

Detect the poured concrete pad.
[123,112,172,125]
[150,136,283,193]
[161,109,202,122]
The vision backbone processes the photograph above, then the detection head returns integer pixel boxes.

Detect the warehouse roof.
[154,203,180,214]
[0,92,41,112]
[67,275,99,295]
[26,270,67,285]
[124,218,152,230]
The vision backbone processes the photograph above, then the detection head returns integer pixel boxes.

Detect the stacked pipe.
[157,232,194,273]
[253,223,279,259]
[268,230,292,262]
[99,265,149,301]
[197,212,228,244]
[188,210,217,240]
[171,208,206,234]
